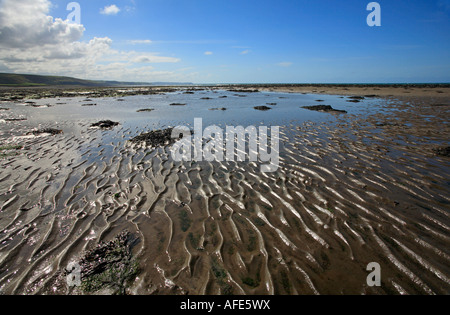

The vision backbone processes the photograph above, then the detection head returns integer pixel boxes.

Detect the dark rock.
[130,128,187,147]
[5,118,27,122]
[76,231,139,294]
[209,108,227,111]
[90,120,119,129]
[254,106,272,111]
[227,89,259,93]
[302,105,347,113]
[433,146,450,157]
[30,128,63,136]
[170,103,187,106]
[137,108,154,112]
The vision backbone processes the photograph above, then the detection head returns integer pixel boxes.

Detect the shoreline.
[0,84,449,101]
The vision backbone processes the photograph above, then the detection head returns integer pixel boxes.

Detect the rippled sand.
[0,90,449,295]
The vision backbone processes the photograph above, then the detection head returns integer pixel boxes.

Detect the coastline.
[1,84,449,101]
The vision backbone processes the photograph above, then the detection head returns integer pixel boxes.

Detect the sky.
[0,0,449,83]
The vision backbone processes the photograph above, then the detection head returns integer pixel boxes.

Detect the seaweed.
[433,146,450,157]
[136,108,154,112]
[31,128,63,136]
[130,128,187,148]
[254,106,272,111]
[78,231,139,295]
[242,277,259,288]
[302,105,347,113]
[178,209,192,232]
[90,120,119,129]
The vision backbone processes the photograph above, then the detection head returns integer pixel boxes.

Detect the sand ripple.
[0,97,449,295]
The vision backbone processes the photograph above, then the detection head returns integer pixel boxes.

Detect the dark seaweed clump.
[227,89,259,93]
[130,128,187,147]
[254,106,272,111]
[302,105,347,113]
[31,128,63,136]
[136,108,154,112]
[78,231,139,295]
[433,146,450,157]
[90,120,119,129]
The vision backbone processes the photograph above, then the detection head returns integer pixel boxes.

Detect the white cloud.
[128,39,152,45]
[100,4,121,16]
[204,51,213,55]
[132,54,181,63]
[240,50,251,55]
[0,0,84,48]
[0,0,186,82]
[277,62,293,67]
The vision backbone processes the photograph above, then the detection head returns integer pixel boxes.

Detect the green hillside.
[0,73,148,87]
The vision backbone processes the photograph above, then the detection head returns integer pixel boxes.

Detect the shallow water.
[0,90,449,295]
[10,90,381,129]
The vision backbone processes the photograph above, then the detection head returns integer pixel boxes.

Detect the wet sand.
[0,85,449,295]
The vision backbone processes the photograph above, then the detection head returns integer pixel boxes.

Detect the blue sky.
[1,0,449,83]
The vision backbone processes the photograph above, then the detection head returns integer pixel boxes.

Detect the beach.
[0,85,449,295]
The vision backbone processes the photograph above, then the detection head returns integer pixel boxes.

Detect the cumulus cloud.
[0,0,186,82]
[100,4,121,15]
[0,0,84,48]
[132,55,180,63]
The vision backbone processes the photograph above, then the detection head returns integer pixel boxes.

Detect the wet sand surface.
[0,86,449,295]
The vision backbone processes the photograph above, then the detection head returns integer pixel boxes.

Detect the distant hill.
[0,73,192,87]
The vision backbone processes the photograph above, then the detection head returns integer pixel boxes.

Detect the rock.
[76,231,139,295]
[227,89,259,93]
[5,118,27,122]
[30,128,63,136]
[209,108,227,111]
[90,120,119,129]
[137,108,154,112]
[302,105,347,113]
[433,146,450,157]
[254,106,272,111]
[170,103,187,106]
[130,128,187,148]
